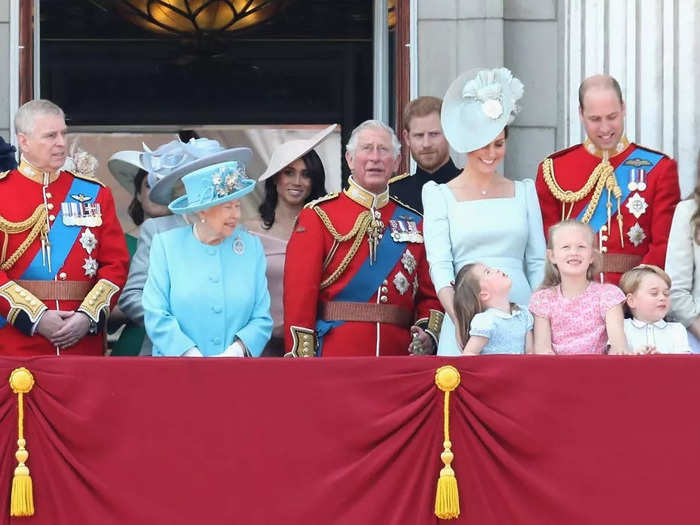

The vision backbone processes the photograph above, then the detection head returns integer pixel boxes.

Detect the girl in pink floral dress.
[529,220,630,354]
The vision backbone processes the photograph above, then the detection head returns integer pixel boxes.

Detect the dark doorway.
[39,1,374,151]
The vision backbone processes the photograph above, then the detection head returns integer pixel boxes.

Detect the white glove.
[220,341,245,357]
[182,347,203,357]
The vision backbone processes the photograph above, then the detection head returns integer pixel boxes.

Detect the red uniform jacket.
[535,141,680,284]
[0,167,129,355]
[283,189,442,357]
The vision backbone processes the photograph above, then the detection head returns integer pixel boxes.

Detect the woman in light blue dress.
[143,154,273,357]
[423,67,546,355]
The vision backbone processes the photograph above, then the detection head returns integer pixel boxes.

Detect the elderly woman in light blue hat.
[421,67,546,356]
[113,137,255,356]
[143,155,273,357]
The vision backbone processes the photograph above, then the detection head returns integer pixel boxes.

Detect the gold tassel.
[434,365,461,520]
[9,367,36,517]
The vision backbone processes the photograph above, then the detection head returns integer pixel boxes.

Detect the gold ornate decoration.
[284,326,317,358]
[0,205,50,272]
[434,365,461,520]
[78,279,119,323]
[303,192,339,210]
[427,309,445,341]
[344,178,390,209]
[542,155,623,242]
[17,158,59,185]
[117,0,294,36]
[388,171,410,184]
[0,281,47,324]
[314,207,373,289]
[9,367,36,517]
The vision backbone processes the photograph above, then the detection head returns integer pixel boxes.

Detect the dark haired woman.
[245,126,335,356]
[666,153,700,352]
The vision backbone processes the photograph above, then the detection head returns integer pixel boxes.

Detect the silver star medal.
[82,257,98,277]
[233,237,245,255]
[79,228,98,254]
[627,222,647,247]
[625,193,648,219]
[401,249,417,275]
[393,271,410,295]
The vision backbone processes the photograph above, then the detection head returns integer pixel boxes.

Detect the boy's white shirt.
[623,318,692,354]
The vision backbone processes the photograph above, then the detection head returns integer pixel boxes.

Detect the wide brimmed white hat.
[107,150,147,196]
[257,124,337,182]
[441,67,524,153]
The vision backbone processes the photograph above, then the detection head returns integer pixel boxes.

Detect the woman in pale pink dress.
[245,126,334,355]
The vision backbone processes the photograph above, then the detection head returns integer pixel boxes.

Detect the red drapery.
[0,355,699,525]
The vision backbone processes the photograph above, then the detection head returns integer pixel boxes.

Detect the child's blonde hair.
[540,219,602,288]
[619,264,671,295]
[453,263,483,347]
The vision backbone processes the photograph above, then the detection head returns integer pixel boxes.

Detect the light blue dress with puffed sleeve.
[143,225,273,357]
[422,179,546,356]
[469,305,533,354]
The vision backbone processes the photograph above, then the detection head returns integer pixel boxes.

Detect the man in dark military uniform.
[390,96,460,213]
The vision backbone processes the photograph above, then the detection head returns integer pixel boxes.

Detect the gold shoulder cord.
[313,207,372,289]
[0,206,49,271]
[542,157,623,242]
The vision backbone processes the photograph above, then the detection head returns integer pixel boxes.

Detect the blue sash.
[577,146,664,233]
[315,205,421,355]
[0,177,99,328]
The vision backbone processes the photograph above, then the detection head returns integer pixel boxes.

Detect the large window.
[18,1,411,175]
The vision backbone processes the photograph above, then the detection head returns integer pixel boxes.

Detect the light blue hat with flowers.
[168,159,256,214]
[441,67,524,153]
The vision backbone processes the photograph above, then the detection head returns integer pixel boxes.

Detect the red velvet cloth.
[1,355,699,525]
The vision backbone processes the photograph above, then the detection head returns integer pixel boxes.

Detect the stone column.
[564,0,698,195]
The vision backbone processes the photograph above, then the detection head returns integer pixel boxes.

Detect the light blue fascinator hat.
[168,159,256,215]
[146,138,253,205]
[441,67,524,153]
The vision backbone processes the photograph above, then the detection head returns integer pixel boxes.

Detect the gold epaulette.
[77,279,119,322]
[390,195,422,217]
[68,169,105,187]
[303,191,339,209]
[389,171,410,184]
[0,170,9,181]
[0,281,47,324]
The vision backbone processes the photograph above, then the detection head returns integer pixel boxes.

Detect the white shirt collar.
[630,318,668,329]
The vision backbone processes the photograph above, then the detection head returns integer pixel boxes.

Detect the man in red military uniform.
[536,74,680,284]
[0,100,129,355]
[283,120,443,357]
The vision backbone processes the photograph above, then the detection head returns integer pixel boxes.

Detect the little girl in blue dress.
[454,262,533,355]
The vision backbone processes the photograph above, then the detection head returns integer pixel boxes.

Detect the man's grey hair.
[346,119,402,160]
[15,99,65,136]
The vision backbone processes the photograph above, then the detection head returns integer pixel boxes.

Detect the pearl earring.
[201,217,206,223]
